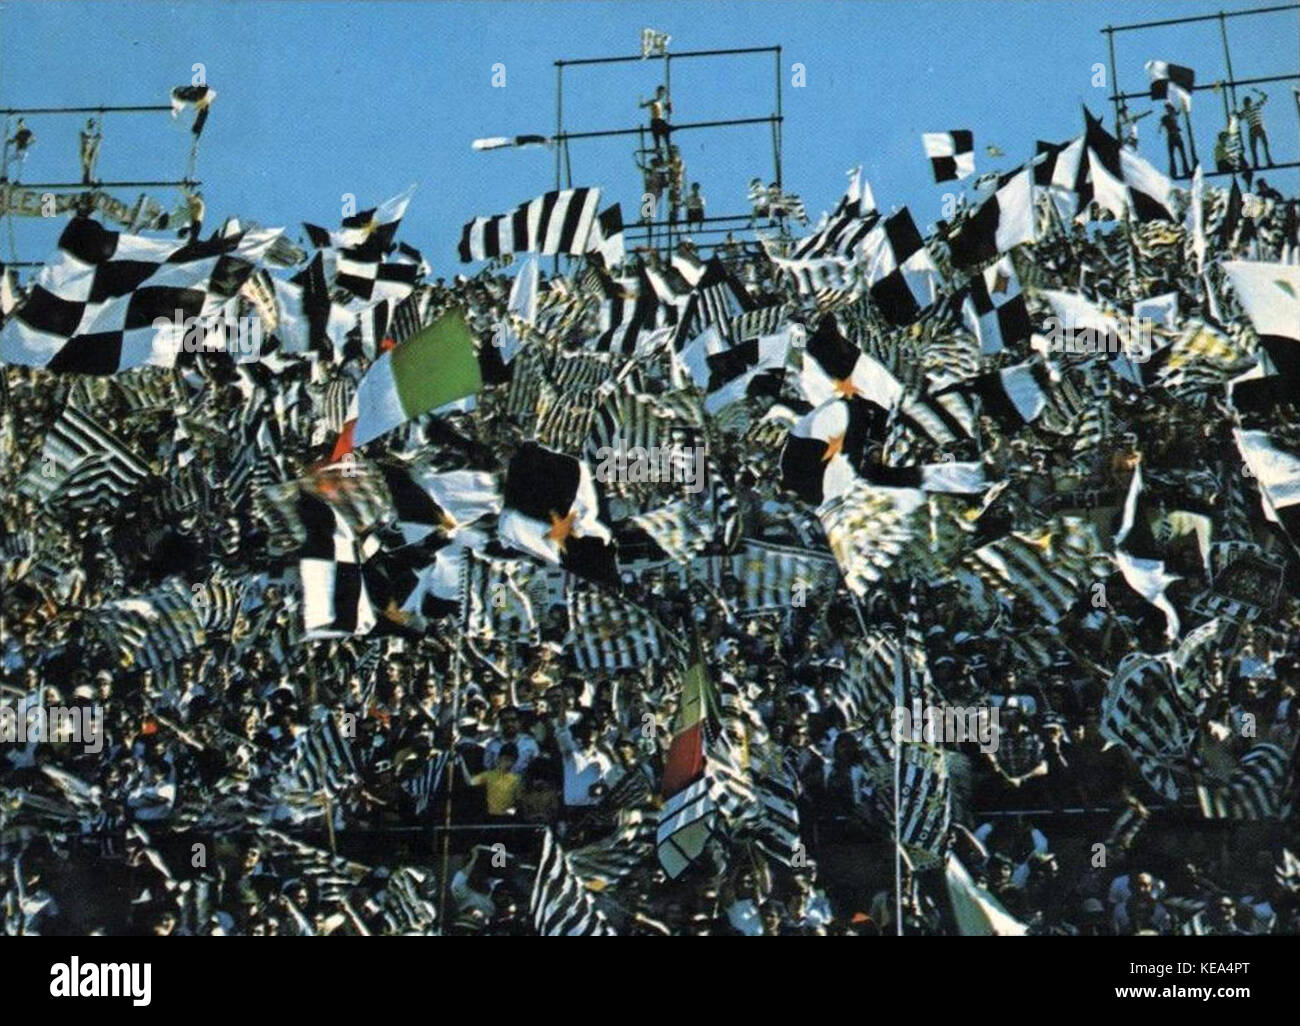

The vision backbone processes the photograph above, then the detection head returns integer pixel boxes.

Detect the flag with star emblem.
[304,186,414,252]
[800,313,904,409]
[498,442,618,584]
[961,255,1031,355]
[780,399,860,505]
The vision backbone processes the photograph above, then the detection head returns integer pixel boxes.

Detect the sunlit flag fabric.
[1145,60,1195,109]
[1033,137,1087,221]
[1114,466,1181,640]
[960,256,1031,355]
[379,464,501,546]
[1083,108,1174,223]
[945,853,1027,935]
[303,186,414,253]
[658,633,724,879]
[948,166,1036,268]
[923,130,975,182]
[170,84,216,136]
[801,314,903,409]
[1234,429,1300,541]
[531,828,616,935]
[780,400,859,505]
[792,165,879,259]
[1221,261,1300,378]
[345,307,482,449]
[457,187,621,263]
[298,492,378,638]
[0,217,280,374]
[859,208,940,325]
[936,360,1053,431]
[494,257,539,365]
[498,441,618,584]
[336,240,425,305]
[272,252,356,355]
[472,134,551,151]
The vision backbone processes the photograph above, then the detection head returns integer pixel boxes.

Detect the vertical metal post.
[1105,27,1121,136]
[555,61,563,275]
[1218,11,1246,163]
[1183,106,1199,169]
[775,46,784,189]
[555,62,564,191]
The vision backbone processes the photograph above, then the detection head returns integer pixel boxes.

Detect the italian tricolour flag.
[334,307,481,455]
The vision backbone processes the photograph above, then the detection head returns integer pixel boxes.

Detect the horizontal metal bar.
[0,105,175,115]
[0,179,198,189]
[1109,72,1300,103]
[558,115,780,142]
[1101,4,1299,34]
[1196,160,1300,179]
[556,45,779,68]
[625,213,760,229]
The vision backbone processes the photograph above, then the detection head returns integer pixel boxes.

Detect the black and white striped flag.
[530,828,616,936]
[23,405,152,511]
[458,188,620,263]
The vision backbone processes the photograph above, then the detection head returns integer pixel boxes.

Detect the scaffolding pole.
[0,104,175,116]
[0,179,199,189]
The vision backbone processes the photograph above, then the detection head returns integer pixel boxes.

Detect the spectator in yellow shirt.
[460,744,521,818]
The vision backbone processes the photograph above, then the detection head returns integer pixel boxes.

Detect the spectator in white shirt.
[555,718,614,808]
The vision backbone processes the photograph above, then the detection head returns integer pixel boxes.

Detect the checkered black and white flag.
[859,208,940,326]
[923,130,975,183]
[1,217,282,374]
[961,255,1031,355]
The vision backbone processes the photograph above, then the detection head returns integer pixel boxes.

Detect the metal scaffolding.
[551,43,786,260]
[1101,5,1300,183]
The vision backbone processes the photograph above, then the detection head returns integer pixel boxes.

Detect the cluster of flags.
[4,80,1299,932]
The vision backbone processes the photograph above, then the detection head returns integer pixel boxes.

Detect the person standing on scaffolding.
[79,118,102,185]
[666,145,685,227]
[639,84,672,156]
[5,119,34,178]
[1158,102,1190,179]
[685,182,705,232]
[1236,91,1274,169]
[634,149,668,222]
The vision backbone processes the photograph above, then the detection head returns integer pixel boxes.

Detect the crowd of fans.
[3,140,1300,935]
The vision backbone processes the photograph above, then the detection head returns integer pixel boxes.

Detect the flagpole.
[437,635,463,931]
[893,594,905,937]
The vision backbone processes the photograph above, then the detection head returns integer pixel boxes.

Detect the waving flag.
[1145,60,1195,109]
[458,187,620,263]
[347,307,481,448]
[780,400,859,505]
[1,217,280,374]
[658,631,724,879]
[923,130,975,182]
[498,442,617,583]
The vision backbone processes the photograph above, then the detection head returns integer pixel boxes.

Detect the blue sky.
[0,0,1296,273]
